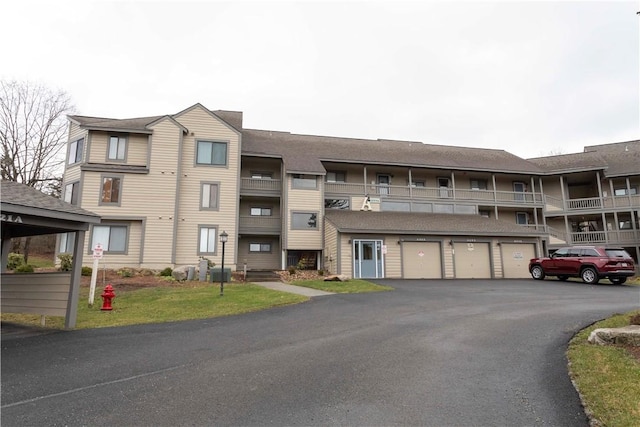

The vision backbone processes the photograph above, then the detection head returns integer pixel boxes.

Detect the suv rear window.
[604,249,632,258]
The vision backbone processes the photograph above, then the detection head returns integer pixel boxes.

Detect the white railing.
[570,231,607,244]
[238,216,281,232]
[241,178,281,192]
[567,197,601,210]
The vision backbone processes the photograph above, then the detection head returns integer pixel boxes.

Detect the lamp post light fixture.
[219,230,228,296]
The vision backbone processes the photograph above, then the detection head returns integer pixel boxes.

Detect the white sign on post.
[89,243,103,306]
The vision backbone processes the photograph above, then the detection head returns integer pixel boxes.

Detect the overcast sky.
[2,1,638,159]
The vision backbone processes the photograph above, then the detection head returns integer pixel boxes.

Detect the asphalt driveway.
[2,279,639,426]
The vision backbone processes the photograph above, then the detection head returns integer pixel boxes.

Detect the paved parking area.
[2,279,638,426]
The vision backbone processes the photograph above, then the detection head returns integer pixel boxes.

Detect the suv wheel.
[581,267,599,284]
[610,277,627,285]
[530,265,545,280]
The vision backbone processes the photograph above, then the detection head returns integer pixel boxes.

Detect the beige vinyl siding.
[286,175,323,250]
[173,105,240,267]
[540,177,563,199]
[384,235,402,278]
[1,273,72,316]
[82,220,143,267]
[339,234,353,278]
[238,238,280,270]
[88,132,148,164]
[324,221,338,274]
[63,165,82,184]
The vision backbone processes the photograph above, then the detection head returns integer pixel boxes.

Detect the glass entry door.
[353,239,384,278]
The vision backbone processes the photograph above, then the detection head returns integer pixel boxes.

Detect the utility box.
[210,268,231,282]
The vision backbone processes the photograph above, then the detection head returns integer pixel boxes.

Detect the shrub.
[159,267,173,277]
[630,313,640,325]
[288,265,296,275]
[58,254,73,271]
[7,253,25,270]
[81,266,93,276]
[139,268,155,276]
[318,269,325,276]
[15,264,35,273]
[118,268,134,278]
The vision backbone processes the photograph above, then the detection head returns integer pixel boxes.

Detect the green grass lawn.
[24,254,56,268]
[567,310,640,426]
[291,278,393,293]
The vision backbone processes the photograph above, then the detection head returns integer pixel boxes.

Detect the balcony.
[240,178,282,197]
[238,216,281,234]
[544,195,640,213]
[324,182,544,206]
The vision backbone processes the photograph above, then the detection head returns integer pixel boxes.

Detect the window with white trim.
[250,207,272,216]
[108,136,127,160]
[249,243,272,252]
[196,141,227,166]
[614,187,637,196]
[91,225,127,253]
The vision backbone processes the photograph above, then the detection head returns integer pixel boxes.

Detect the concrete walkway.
[255,281,334,297]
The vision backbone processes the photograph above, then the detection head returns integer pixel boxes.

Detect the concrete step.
[245,270,281,282]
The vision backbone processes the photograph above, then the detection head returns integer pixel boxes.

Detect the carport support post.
[65,230,85,329]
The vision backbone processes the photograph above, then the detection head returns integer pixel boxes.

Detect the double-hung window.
[196,141,227,166]
[108,136,127,161]
[59,232,76,253]
[68,138,84,165]
[201,182,220,210]
[91,225,127,253]
[471,179,487,190]
[101,176,122,204]
[64,182,79,205]
[325,171,346,183]
[199,226,217,254]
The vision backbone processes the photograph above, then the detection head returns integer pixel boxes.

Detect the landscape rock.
[588,325,640,346]
[172,265,197,281]
[324,274,349,282]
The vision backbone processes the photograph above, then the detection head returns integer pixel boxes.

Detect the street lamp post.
[219,231,228,296]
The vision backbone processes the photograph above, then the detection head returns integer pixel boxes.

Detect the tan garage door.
[454,242,491,278]
[501,243,536,278]
[402,242,442,279]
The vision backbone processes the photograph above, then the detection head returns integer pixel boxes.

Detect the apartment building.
[59,103,640,279]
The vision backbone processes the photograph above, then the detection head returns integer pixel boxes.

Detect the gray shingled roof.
[1,181,101,222]
[325,210,541,236]
[242,129,544,175]
[70,115,163,132]
[529,140,640,177]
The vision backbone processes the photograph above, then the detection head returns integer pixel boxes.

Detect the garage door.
[402,242,442,279]
[501,243,536,278]
[453,242,491,278]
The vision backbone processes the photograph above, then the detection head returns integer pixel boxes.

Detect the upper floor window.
[325,198,350,210]
[292,174,317,189]
[292,212,318,229]
[410,180,425,187]
[91,225,127,253]
[196,140,227,166]
[326,171,346,183]
[201,182,219,210]
[108,136,127,161]
[64,182,79,205]
[68,138,84,165]
[251,172,272,179]
[515,212,528,225]
[101,176,121,204]
[614,187,637,196]
[249,243,272,252]
[251,207,272,216]
[471,179,487,190]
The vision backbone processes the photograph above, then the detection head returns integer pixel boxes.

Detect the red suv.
[529,246,636,284]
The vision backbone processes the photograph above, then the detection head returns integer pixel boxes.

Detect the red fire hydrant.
[101,284,116,311]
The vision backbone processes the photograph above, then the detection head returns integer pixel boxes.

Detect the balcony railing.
[240,178,281,194]
[545,194,640,213]
[324,182,543,205]
[238,216,281,234]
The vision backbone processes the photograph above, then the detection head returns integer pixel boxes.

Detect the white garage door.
[501,243,536,278]
[402,242,442,279]
[454,242,491,278]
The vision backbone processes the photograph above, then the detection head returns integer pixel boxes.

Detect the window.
[68,138,84,165]
[325,199,350,210]
[614,187,637,196]
[513,181,526,202]
[201,182,219,210]
[326,171,346,183]
[250,207,272,216]
[471,179,487,190]
[438,177,451,198]
[91,225,127,252]
[516,212,528,225]
[59,232,75,253]
[101,177,121,204]
[410,180,425,187]
[198,226,217,253]
[292,174,317,189]
[251,172,272,179]
[108,136,127,160]
[249,243,272,252]
[292,212,318,229]
[196,141,227,166]
[64,182,79,205]
[479,210,490,218]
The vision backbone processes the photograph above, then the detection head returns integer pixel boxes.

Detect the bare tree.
[1,80,75,261]
[1,80,75,191]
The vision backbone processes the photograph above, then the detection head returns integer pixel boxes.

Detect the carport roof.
[325,210,542,237]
